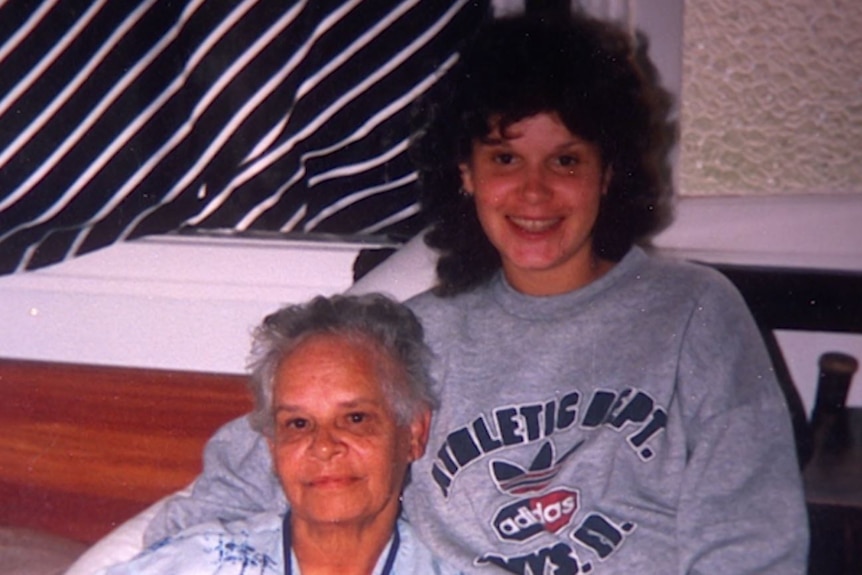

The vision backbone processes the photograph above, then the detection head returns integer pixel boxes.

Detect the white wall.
[0,235,378,374]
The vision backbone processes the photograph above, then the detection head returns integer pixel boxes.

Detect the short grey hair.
[246,293,437,437]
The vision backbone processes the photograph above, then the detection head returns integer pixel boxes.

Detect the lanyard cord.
[281,512,401,575]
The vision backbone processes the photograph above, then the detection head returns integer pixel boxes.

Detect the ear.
[407,408,432,462]
[458,162,475,195]
[601,164,614,195]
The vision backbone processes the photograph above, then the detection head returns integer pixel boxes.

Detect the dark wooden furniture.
[712,263,862,575]
[803,406,862,575]
[0,358,252,544]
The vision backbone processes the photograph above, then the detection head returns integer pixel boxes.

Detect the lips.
[307,475,359,489]
[508,216,562,233]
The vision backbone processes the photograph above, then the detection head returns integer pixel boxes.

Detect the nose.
[308,426,345,460]
[520,163,551,202]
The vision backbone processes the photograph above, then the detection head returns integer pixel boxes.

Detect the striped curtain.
[0,0,490,275]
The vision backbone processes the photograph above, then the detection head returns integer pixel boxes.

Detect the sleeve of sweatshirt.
[674,273,809,575]
[143,415,285,547]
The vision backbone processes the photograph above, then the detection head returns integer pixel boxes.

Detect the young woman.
[145,12,807,575]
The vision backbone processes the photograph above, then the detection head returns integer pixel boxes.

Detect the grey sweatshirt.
[402,247,807,574]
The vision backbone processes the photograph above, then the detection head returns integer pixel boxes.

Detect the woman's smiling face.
[459,112,612,296]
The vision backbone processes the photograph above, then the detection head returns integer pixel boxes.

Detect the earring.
[458,186,471,197]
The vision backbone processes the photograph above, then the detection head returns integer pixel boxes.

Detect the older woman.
[100,294,460,575]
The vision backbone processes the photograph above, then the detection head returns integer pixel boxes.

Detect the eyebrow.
[476,135,506,145]
[273,398,379,413]
[477,128,590,144]
[475,137,590,153]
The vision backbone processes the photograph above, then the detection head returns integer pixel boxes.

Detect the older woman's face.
[269,334,429,530]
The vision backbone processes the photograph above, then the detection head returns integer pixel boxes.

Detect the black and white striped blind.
[0,0,489,275]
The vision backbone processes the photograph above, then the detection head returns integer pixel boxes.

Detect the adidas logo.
[493,488,579,541]
[491,440,582,495]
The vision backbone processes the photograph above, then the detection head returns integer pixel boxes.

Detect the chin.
[302,507,366,525]
[507,255,565,272]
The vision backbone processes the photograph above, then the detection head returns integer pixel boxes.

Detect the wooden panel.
[0,358,252,543]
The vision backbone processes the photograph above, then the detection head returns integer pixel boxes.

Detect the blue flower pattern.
[208,533,278,574]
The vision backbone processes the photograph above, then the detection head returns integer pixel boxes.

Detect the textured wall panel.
[680,0,862,196]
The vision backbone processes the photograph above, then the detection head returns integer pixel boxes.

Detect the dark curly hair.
[412,11,676,296]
